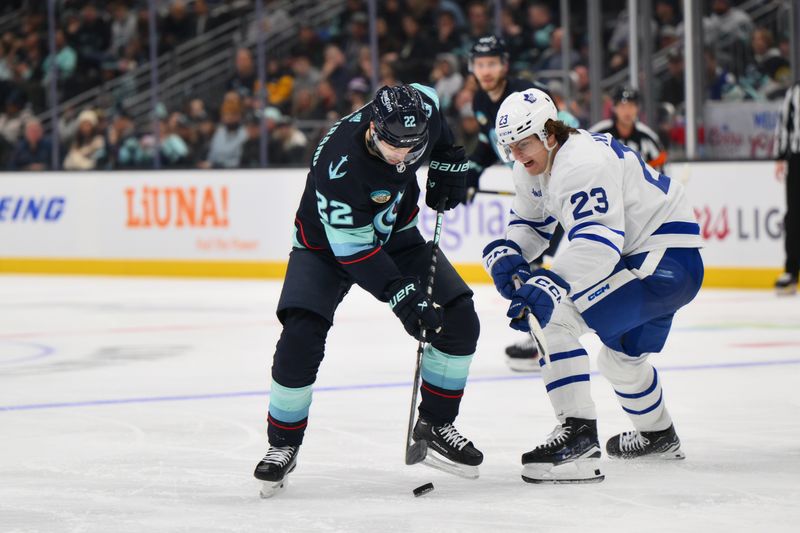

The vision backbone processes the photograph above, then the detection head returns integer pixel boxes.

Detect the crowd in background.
[0,0,793,171]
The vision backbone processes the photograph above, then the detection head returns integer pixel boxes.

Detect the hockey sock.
[267,379,312,446]
[418,345,474,425]
[540,325,596,422]
[597,346,672,432]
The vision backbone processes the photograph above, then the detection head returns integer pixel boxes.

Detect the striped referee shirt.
[589,119,667,171]
[775,82,800,159]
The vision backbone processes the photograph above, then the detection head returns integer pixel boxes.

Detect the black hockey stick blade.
[405,436,428,465]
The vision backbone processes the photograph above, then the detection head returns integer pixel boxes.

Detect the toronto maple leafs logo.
[523,92,537,104]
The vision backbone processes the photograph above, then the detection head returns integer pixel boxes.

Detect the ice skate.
[504,336,541,372]
[412,418,483,480]
[775,273,798,296]
[606,424,685,460]
[254,445,299,498]
[521,418,604,484]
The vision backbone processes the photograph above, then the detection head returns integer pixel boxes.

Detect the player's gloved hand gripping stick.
[508,269,571,367]
[404,196,447,465]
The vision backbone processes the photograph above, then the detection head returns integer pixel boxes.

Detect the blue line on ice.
[2,357,799,413]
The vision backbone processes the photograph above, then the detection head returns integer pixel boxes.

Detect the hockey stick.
[513,278,551,366]
[476,189,514,197]
[405,197,447,466]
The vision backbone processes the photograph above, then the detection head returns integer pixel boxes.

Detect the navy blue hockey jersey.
[291,83,455,301]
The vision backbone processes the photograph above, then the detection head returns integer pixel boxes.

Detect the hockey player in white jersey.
[482,88,703,483]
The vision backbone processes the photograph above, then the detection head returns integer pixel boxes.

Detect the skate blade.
[259,477,289,498]
[420,449,479,480]
[506,357,542,373]
[521,453,603,484]
[610,445,686,461]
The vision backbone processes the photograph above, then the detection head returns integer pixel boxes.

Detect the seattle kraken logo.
[328,155,348,180]
[373,190,404,244]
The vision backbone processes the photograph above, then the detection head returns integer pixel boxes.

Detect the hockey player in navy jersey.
[482,88,703,483]
[253,84,483,497]
[466,35,573,371]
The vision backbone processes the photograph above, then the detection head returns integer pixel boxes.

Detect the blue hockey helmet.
[371,85,429,149]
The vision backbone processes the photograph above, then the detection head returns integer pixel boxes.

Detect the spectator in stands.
[8,118,50,170]
[535,27,580,74]
[747,27,791,99]
[527,2,555,59]
[291,54,321,93]
[320,44,351,101]
[397,14,433,83]
[343,12,369,65]
[268,109,308,166]
[704,47,740,101]
[42,30,77,90]
[432,10,466,58]
[500,7,528,68]
[465,1,491,42]
[431,53,463,113]
[704,0,753,45]
[655,0,682,49]
[291,86,319,121]
[63,109,106,170]
[67,3,110,72]
[314,79,343,120]
[263,57,294,111]
[109,1,137,57]
[659,49,685,107]
[291,24,324,65]
[0,91,33,151]
[203,97,247,168]
[227,48,257,100]
[159,112,191,168]
[345,76,370,113]
[162,0,195,51]
[105,107,142,169]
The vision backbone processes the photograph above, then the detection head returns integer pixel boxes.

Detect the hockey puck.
[413,482,434,497]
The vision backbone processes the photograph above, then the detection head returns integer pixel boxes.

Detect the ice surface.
[1,276,798,533]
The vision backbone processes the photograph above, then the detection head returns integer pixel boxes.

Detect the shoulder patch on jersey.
[370,189,392,203]
[348,112,362,123]
[475,111,488,126]
[410,83,440,111]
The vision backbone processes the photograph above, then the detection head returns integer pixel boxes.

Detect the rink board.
[0,162,784,287]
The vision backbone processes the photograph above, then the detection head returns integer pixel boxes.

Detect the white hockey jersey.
[507,130,701,295]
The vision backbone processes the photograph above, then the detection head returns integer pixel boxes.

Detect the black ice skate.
[254,445,299,498]
[504,336,541,372]
[412,418,483,480]
[606,424,685,460]
[521,417,604,484]
[775,273,798,295]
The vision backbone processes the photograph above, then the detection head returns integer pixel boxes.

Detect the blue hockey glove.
[507,269,570,332]
[426,146,468,210]
[387,277,443,342]
[482,239,532,299]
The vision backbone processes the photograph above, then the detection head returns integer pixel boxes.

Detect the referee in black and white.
[774,81,800,295]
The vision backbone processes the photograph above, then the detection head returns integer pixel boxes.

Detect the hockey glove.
[482,239,533,299]
[507,269,570,332]
[387,277,443,342]
[426,146,468,210]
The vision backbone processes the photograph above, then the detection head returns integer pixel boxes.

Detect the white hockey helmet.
[494,88,558,162]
